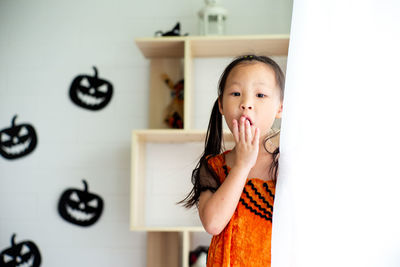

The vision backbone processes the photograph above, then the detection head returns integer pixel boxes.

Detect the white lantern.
[198,0,227,35]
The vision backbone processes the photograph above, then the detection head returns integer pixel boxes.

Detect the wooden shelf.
[136,34,290,58]
[131,226,205,232]
[136,38,185,58]
[132,129,234,143]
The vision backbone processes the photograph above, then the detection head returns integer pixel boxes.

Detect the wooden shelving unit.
[131,35,290,267]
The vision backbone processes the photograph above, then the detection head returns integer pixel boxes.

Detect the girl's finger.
[232,119,239,143]
[253,127,260,146]
[251,124,255,140]
[245,119,252,143]
[239,116,245,142]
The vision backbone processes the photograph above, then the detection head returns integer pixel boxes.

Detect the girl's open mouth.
[242,116,253,126]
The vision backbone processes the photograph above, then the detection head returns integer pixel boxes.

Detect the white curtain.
[272,1,400,266]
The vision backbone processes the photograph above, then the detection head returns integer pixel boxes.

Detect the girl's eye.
[257,93,266,98]
[231,92,240,96]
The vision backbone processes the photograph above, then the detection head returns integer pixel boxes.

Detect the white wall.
[0,0,292,266]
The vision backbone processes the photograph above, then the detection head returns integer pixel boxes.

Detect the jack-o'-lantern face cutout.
[0,234,41,267]
[58,180,104,226]
[69,66,113,111]
[0,115,38,160]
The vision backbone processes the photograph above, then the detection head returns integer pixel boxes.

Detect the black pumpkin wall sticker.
[58,179,104,227]
[0,115,38,160]
[0,234,41,267]
[69,66,113,111]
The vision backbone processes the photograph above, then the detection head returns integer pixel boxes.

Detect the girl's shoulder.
[205,150,231,182]
[205,150,230,167]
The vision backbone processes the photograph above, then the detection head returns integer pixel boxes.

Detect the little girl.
[181,55,284,266]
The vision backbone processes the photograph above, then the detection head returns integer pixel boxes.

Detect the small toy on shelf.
[162,73,184,129]
[155,22,188,37]
[189,246,208,267]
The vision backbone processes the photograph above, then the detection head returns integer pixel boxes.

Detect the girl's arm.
[198,165,252,235]
[198,117,259,235]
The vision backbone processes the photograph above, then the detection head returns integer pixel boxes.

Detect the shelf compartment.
[146,230,211,267]
[130,130,234,231]
[148,58,184,129]
[147,232,181,267]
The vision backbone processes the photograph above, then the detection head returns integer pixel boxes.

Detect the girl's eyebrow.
[226,81,273,89]
[253,81,270,86]
[226,81,241,86]
[254,82,276,90]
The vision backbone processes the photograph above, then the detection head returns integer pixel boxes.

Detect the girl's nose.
[240,103,253,110]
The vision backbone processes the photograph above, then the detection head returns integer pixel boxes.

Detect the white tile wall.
[0,0,292,266]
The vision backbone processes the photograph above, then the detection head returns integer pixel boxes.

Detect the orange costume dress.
[203,151,275,267]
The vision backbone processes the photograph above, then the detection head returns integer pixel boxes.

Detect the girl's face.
[219,62,283,140]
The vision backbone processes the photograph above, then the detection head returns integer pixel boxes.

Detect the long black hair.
[180,55,285,208]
